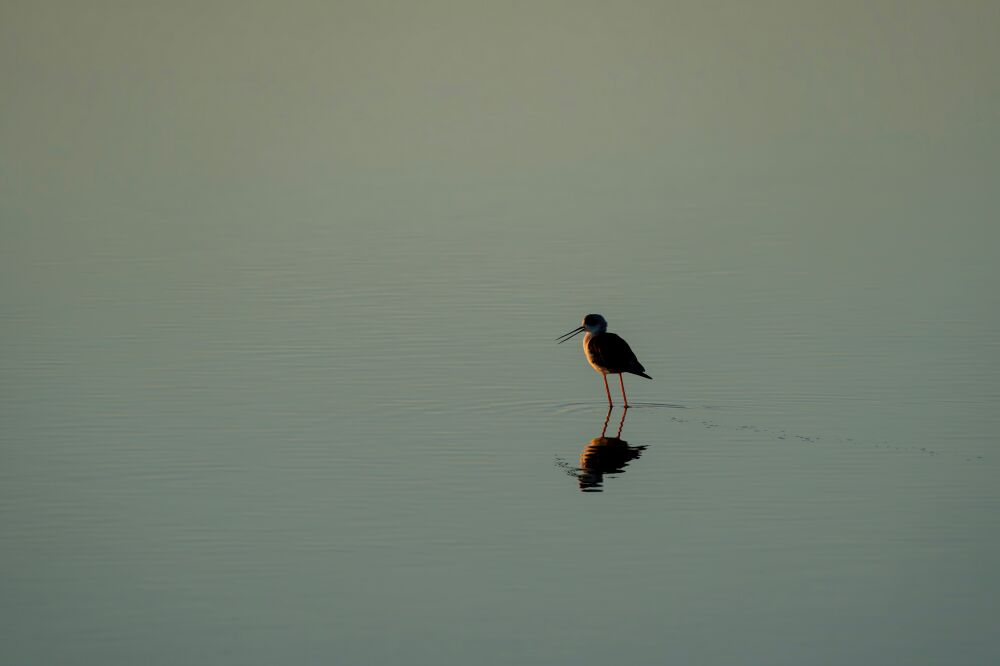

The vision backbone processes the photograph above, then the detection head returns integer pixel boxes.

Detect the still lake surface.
[4,192,998,665]
[3,4,999,665]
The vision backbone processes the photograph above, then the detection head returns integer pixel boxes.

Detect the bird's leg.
[602,374,613,406]
[619,374,629,409]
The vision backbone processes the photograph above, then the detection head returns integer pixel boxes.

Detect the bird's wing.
[592,333,646,374]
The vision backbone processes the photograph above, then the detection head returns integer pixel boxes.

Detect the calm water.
[3,3,999,665]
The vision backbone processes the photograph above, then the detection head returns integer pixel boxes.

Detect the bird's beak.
[555,326,585,344]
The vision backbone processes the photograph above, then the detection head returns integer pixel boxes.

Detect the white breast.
[583,332,607,375]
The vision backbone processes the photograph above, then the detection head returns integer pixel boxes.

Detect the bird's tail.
[633,371,652,380]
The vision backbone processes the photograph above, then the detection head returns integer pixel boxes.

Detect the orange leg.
[602,374,613,405]
[619,373,630,408]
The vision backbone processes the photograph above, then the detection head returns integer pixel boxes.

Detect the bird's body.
[583,331,651,379]
[557,314,651,407]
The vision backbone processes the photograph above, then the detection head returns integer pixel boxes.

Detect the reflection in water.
[575,407,647,493]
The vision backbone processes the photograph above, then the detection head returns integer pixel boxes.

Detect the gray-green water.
[3,3,999,665]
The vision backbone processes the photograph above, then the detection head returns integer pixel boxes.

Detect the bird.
[556,313,651,407]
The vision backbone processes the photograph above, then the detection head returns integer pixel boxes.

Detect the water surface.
[2,3,999,665]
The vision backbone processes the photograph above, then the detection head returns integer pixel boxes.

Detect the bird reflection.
[576,407,647,492]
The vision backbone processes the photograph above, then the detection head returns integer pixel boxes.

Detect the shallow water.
[3,3,999,665]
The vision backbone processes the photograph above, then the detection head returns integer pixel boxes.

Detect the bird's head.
[556,313,607,344]
[582,314,608,334]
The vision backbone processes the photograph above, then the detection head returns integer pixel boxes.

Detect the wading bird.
[556,314,651,407]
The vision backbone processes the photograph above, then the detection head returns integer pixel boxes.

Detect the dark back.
[587,332,646,375]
